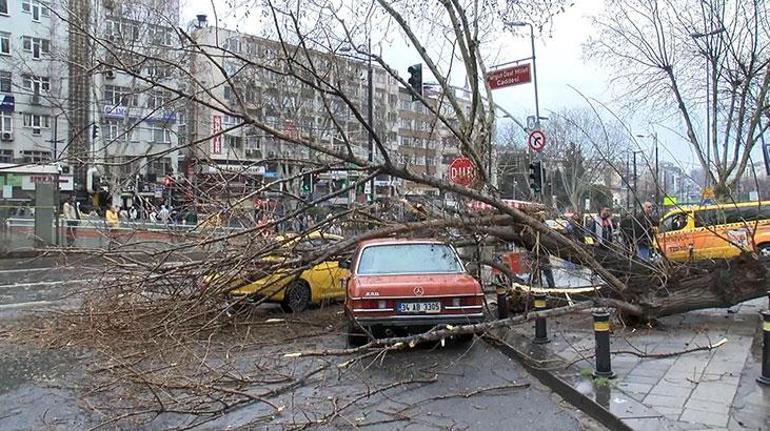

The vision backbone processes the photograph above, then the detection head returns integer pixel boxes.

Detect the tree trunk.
[481,222,769,320]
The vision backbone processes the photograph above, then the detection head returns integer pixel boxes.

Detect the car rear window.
[356,243,463,275]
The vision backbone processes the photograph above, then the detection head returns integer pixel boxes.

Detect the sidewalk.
[496,297,769,430]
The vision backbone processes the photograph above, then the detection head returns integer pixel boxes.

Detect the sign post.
[449,157,476,187]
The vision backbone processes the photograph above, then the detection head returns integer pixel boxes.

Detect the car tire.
[281,280,311,313]
[347,321,368,347]
[759,244,770,259]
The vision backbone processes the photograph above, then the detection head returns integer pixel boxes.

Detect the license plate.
[397,301,441,313]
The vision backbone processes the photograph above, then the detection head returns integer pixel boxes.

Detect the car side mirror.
[338,258,351,269]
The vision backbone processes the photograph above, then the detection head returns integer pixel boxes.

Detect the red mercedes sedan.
[341,239,485,345]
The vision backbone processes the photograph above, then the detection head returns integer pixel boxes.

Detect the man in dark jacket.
[635,201,658,260]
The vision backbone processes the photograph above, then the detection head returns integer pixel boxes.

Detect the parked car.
[342,239,485,345]
[655,201,770,261]
[215,231,348,312]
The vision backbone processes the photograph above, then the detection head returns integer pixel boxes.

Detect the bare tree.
[587,0,770,198]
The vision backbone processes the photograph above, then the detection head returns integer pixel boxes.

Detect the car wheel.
[759,244,770,258]
[346,321,368,347]
[281,280,311,313]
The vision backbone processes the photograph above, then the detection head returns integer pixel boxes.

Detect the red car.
[341,239,485,345]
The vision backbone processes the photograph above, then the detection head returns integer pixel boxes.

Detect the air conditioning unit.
[267,150,277,158]
[105,70,115,80]
[107,34,115,43]
[0,132,12,141]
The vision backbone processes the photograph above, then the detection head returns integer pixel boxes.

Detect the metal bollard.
[758,310,770,385]
[533,292,550,344]
[592,308,616,379]
[497,286,509,319]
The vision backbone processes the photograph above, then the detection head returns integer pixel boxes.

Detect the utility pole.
[366,33,375,204]
[632,151,638,206]
[654,132,660,206]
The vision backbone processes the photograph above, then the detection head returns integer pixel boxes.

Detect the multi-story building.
[88,0,184,206]
[0,0,70,168]
[186,22,401,207]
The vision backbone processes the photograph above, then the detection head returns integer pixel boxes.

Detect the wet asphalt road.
[0,259,601,430]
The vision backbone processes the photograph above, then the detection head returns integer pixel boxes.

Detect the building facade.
[0,0,70,167]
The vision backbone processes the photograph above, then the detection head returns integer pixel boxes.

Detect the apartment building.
[89,0,184,203]
[186,22,401,205]
[0,0,70,168]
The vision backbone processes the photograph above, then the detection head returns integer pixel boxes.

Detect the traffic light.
[528,161,543,194]
[91,124,99,140]
[407,63,422,101]
[86,166,100,193]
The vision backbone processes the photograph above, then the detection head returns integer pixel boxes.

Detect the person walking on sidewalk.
[590,207,616,247]
[62,195,81,247]
[632,201,658,260]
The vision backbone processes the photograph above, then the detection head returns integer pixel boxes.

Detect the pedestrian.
[105,205,120,247]
[129,205,138,221]
[149,208,158,223]
[590,207,616,246]
[158,205,170,224]
[119,206,129,220]
[62,195,80,247]
[635,201,658,260]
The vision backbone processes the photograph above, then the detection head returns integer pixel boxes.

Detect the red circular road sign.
[449,157,476,186]
[528,129,546,152]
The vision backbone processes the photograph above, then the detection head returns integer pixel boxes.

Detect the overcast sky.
[180,0,768,177]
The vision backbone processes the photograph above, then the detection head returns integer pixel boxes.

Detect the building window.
[0,149,12,163]
[150,124,171,143]
[104,85,137,107]
[0,32,9,55]
[0,111,11,132]
[400,118,411,129]
[22,36,50,59]
[148,157,171,175]
[21,74,49,92]
[148,27,173,46]
[146,89,169,109]
[0,71,10,93]
[22,113,50,135]
[20,150,50,162]
[22,0,50,20]
[0,0,8,15]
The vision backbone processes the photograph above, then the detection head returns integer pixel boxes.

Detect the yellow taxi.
[225,231,348,312]
[655,201,770,261]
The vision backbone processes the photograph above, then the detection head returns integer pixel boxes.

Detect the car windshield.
[356,243,463,275]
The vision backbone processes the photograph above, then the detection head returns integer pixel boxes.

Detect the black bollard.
[533,291,550,344]
[497,285,509,319]
[592,308,616,379]
[758,310,770,385]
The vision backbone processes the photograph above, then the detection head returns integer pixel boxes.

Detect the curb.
[485,329,635,431]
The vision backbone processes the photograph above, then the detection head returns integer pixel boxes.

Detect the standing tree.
[587,0,770,198]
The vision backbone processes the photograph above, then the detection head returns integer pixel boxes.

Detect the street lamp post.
[509,22,540,129]
[341,37,375,204]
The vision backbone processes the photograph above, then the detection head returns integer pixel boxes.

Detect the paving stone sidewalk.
[502,297,770,430]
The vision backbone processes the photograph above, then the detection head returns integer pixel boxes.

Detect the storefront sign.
[0,95,15,112]
[211,115,222,154]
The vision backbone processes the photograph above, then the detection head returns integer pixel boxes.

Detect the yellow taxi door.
[657,211,694,261]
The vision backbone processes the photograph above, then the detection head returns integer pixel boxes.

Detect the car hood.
[351,272,481,297]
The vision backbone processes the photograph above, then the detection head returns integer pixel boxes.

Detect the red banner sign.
[487,64,531,89]
[211,115,222,154]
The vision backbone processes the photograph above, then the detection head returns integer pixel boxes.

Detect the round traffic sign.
[449,157,476,186]
[528,129,546,152]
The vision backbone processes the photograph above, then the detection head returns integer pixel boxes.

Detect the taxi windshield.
[357,243,463,275]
